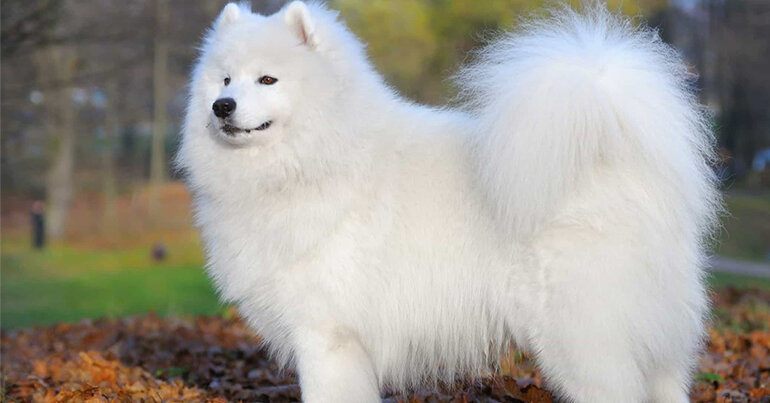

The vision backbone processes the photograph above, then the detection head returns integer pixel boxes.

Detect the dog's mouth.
[221,121,272,136]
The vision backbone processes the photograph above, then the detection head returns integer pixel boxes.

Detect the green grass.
[707,271,770,290]
[3,244,768,330]
[1,234,222,330]
[1,193,767,330]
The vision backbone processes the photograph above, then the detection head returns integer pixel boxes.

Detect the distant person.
[152,242,167,261]
[30,200,45,250]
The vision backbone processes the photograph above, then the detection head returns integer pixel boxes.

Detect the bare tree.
[102,78,119,232]
[34,45,78,239]
[671,0,770,176]
[150,0,169,216]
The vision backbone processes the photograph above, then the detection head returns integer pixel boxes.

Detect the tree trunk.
[149,0,169,217]
[102,78,119,233]
[36,45,77,240]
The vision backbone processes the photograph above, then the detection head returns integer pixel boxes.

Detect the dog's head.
[179,1,378,193]
[190,1,340,148]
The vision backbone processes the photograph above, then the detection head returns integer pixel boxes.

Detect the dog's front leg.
[293,327,381,403]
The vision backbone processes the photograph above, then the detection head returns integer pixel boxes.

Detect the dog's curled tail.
[457,6,721,240]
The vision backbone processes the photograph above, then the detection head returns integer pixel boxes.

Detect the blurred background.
[1,0,769,330]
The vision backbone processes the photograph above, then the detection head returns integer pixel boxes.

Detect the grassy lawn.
[3,233,768,330]
[1,189,767,330]
[708,271,770,290]
[1,232,222,330]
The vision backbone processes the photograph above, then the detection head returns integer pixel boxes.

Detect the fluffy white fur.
[177,2,721,402]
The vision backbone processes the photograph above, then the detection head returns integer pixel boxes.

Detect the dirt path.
[710,256,770,278]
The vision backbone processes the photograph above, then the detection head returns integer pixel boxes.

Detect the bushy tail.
[457,6,720,241]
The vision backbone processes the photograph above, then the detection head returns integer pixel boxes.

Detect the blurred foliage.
[333,0,668,104]
[1,0,767,202]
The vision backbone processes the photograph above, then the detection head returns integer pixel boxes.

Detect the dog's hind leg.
[529,230,654,402]
[292,326,380,403]
[533,309,647,402]
[647,365,691,403]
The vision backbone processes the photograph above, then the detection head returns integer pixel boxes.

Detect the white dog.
[177,2,720,402]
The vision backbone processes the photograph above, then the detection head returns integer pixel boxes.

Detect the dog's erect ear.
[283,1,318,49]
[216,3,242,29]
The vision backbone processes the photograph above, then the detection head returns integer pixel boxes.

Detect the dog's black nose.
[212,97,236,118]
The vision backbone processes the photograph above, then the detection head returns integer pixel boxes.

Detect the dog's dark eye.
[224,77,230,86]
[258,76,277,85]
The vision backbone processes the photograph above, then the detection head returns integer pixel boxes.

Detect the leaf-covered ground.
[2,288,770,402]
